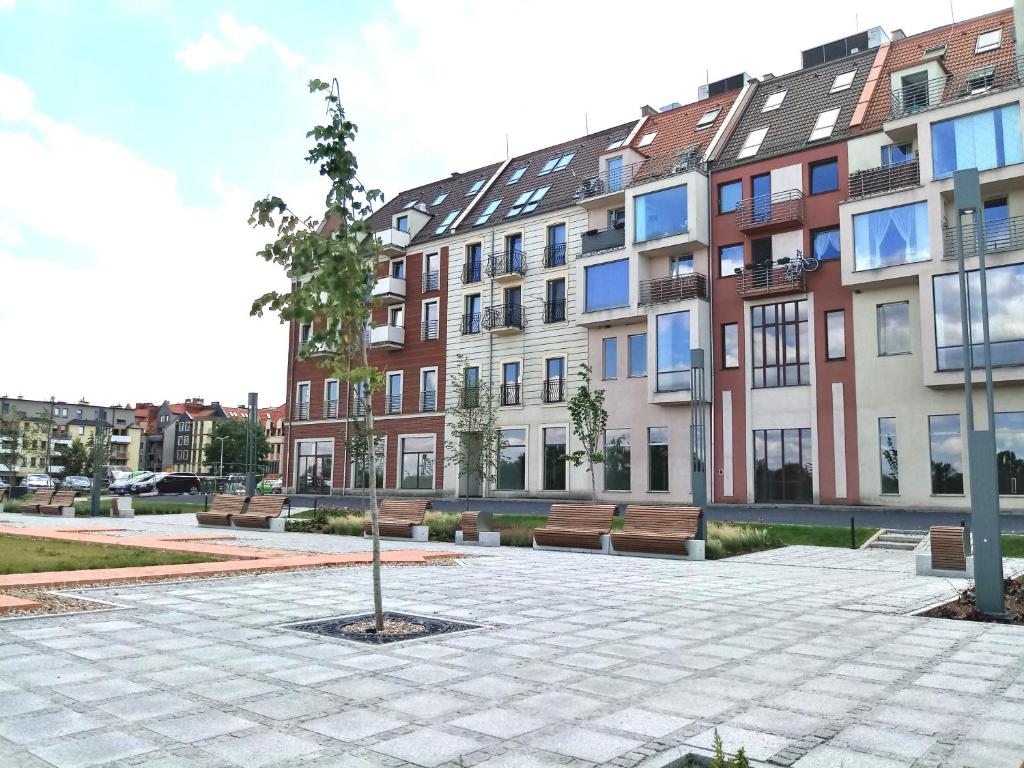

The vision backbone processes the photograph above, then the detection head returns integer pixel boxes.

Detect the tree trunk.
[362,348,384,633]
[589,462,597,502]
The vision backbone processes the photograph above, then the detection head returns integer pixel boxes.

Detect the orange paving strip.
[0,594,42,612]
[0,527,289,560]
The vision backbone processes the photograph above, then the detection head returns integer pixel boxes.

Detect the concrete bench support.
[533,533,610,555]
[456,530,500,547]
[366,524,428,543]
[609,538,705,560]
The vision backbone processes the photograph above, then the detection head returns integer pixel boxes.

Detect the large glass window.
[753,428,812,502]
[853,201,930,270]
[719,243,744,277]
[635,185,688,242]
[607,156,624,192]
[648,427,669,492]
[722,323,739,368]
[352,437,385,489]
[931,104,1024,179]
[604,429,631,491]
[718,180,742,214]
[928,414,963,495]
[602,337,617,380]
[656,311,691,391]
[933,263,1024,370]
[585,259,629,312]
[497,428,526,490]
[825,310,845,360]
[878,417,899,494]
[543,427,567,491]
[751,300,808,388]
[811,227,840,262]
[400,436,434,489]
[809,158,839,194]
[877,302,911,355]
[996,412,1024,495]
[628,334,647,377]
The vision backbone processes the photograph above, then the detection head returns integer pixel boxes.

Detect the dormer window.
[474,199,502,225]
[554,153,574,170]
[637,131,657,147]
[966,65,996,94]
[402,199,419,209]
[539,153,574,175]
[607,138,626,149]
[808,108,841,142]
[830,71,856,93]
[762,91,787,112]
[507,166,527,184]
[923,45,946,58]
[507,187,550,217]
[975,28,1002,53]
[435,209,461,234]
[395,215,408,233]
[737,127,768,159]
[695,108,721,128]
[466,180,484,196]
[431,192,448,206]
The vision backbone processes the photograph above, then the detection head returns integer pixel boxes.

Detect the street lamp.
[215,436,228,481]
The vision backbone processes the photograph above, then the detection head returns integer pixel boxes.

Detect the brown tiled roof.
[859,7,1016,131]
[628,89,741,160]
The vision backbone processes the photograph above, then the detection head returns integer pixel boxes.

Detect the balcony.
[544,243,567,268]
[461,313,481,335]
[110,434,132,444]
[943,215,1024,260]
[384,394,402,415]
[575,150,704,205]
[293,402,310,421]
[369,324,405,349]
[376,227,411,256]
[50,437,72,448]
[541,378,565,403]
[890,56,1024,121]
[487,250,526,282]
[422,270,440,292]
[323,399,340,419]
[543,300,566,324]
[581,225,625,255]
[371,275,406,304]
[421,320,440,341]
[419,390,438,412]
[736,190,804,233]
[639,273,708,305]
[463,261,483,284]
[483,304,525,335]
[500,383,522,406]
[735,261,806,298]
[847,159,921,200]
[351,397,366,418]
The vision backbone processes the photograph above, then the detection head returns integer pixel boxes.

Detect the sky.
[0,0,1009,409]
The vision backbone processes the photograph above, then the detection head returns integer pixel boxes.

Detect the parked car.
[61,476,93,492]
[256,477,282,495]
[22,474,56,490]
[131,472,201,496]
[110,472,153,496]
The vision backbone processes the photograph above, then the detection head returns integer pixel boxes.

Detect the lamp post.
[215,436,227,480]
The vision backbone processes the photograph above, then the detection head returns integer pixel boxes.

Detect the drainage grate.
[283,611,482,645]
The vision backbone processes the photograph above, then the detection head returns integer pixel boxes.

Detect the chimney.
[890,28,906,41]
[640,104,659,117]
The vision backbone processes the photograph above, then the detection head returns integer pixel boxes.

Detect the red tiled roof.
[627,89,741,160]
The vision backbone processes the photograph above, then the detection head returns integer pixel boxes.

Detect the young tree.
[250,79,388,630]
[202,419,271,474]
[56,439,90,477]
[566,364,608,501]
[0,413,41,484]
[443,356,502,509]
[85,431,111,477]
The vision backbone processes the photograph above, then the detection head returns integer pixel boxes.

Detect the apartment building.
[260,405,286,477]
[839,9,1024,509]
[710,32,889,505]
[135,399,227,473]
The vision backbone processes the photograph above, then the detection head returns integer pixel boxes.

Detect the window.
[929,415,963,494]
[966,65,996,94]
[388,305,404,327]
[543,427,567,490]
[670,254,693,276]
[554,153,574,170]
[474,199,501,225]
[719,243,744,277]
[545,278,566,323]
[497,428,526,489]
[386,373,402,413]
[811,227,840,262]
[523,186,549,214]
[502,362,521,406]
[608,207,625,228]
[933,263,1024,370]
[402,198,419,209]
[420,369,438,412]
[984,197,1011,251]
[924,45,947,58]
[628,334,647,377]
[878,417,899,494]
[507,166,526,184]
[461,295,480,335]
[931,104,1024,180]
[465,243,482,282]
[76,409,83,418]
[722,323,739,368]
[648,427,669,492]
[604,429,631,491]
[696,108,720,128]
[830,70,856,93]
[634,184,687,241]
[900,70,930,113]
[423,252,440,291]
[539,158,558,175]
[637,131,657,147]
[602,337,617,379]
[876,302,911,356]
[881,143,914,166]
[543,358,565,403]
[392,259,405,279]
[430,192,448,206]
[400,436,435,489]
[463,366,480,407]
[352,436,385,489]
[762,91,787,112]
[435,209,460,234]
[809,159,839,194]
[585,259,629,312]
[975,28,1002,53]
[752,300,808,388]
[299,323,312,344]
[325,380,340,416]
[607,156,624,192]
[656,311,690,391]
[825,310,845,360]
[996,412,1024,495]
[753,428,813,502]
[395,215,408,232]
[546,223,566,267]
[751,173,771,222]
[808,108,841,142]
[466,179,484,196]
[607,138,625,150]
[737,127,768,159]
[539,153,574,175]
[507,187,549,217]
[422,300,439,340]
[718,180,742,214]
[853,201,930,270]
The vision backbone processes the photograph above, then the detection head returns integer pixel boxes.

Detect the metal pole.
[89,408,106,518]
[245,393,258,497]
[690,349,707,541]
[850,515,855,549]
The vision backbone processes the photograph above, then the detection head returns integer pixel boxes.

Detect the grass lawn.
[1003,535,1024,557]
[72,500,204,516]
[763,523,877,549]
[0,533,220,575]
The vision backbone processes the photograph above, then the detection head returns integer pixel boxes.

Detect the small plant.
[708,729,751,768]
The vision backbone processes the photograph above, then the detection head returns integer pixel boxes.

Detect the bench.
[533,504,617,553]
[610,505,705,560]
[110,497,134,518]
[39,490,77,517]
[233,496,290,532]
[196,494,246,527]
[0,487,7,512]
[363,499,431,541]
[456,511,499,546]
[22,489,55,515]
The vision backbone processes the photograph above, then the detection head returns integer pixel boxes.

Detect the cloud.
[0,0,13,12]
[174,13,303,72]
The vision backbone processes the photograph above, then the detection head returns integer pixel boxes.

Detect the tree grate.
[283,611,482,645]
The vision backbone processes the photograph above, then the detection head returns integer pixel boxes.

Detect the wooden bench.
[0,487,7,512]
[22,489,55,514]
[363,499,431,541]
[39,490,77,517]
[930,526,967,572]
[456,511,498,546]
[196,494,246,527]
[533,504,616,552]
[233,496,290,531]
[610,505,704,560]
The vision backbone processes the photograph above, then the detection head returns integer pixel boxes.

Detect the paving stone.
[319,676,413,701]
[514,691,603,718]
[95,691,200,722]
[967,718,1024,748]
[382,691,470,720]
[948,740,1024,768]
[912,673,995,695]
[832,724,936,761]
[448,708,547,738]
[301,710,408,742]
[144,711,259,743]
[0,691,52,717]
[371,726,485,767]
[185,677,286,703]
[0,708,104,745]
[196,729,322,767]
[29,730,158,768]
[237,691,342,720]
[56,676,151,702]
[525,725,643,763]
[729,706,824,738]
[446,674,533,701]
[791,745,914,767]
[594,707,692,738]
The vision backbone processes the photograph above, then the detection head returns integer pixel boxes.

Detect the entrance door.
[753,429,812,502]
[296,440,333,495]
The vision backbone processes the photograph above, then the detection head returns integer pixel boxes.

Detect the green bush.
[706,521,781,559]
[425,512,459,541]
[325,514,367,536]
[492,525,535,547]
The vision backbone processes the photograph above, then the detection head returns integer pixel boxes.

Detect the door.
[752,173,771,223]
[504,286,522,326]
[503,361,521,405]
[984,197,1010,251]
[506,234,523,272]
[459,433,483,497]
[546,279,565,322]
[296,440,333,495]
[607,156,624,192]
[751,237,773,287]
[423,301,439,339]
[545,357,564,402]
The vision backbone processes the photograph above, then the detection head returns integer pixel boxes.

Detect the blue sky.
[0,0,1009,408]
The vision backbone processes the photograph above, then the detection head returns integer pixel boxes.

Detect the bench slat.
[930,526,967,571]
[534,505,616,550]
[610,505,703,555]
[197,494,246,526]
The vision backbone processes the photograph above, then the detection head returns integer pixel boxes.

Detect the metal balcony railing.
[488,250,526,278]
[419,390,437,412]
[384,394,402,415]
[736,189,804,231]
[734,261,806,297]
[461,313,481,334]
[943,215,1024,260]
[581,225,626,255]
[574,149,705,200]
[463,261,482,283]
[542,379,565,403]
[500,383,522,406]
[544,243,567,268]
[483,304,525,331]
[421,320,440,341]
[293,402,310,421]
[351,397,367,418]
[323,399,339,419]
[639,273,708,305]
[543,300,566,323]
[422,271,440,292]
[847,159,921,200]
[460,386,480,408]
[890,56,1024,120]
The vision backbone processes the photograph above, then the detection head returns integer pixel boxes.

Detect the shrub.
[325,514,367,536]
[706,521,781,559]
[493,525,535,547]
[425,512,459,542]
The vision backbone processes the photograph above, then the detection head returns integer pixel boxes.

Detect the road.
[161,493,1024,534]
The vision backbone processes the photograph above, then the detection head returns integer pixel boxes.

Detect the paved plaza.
[0,512,1022,768]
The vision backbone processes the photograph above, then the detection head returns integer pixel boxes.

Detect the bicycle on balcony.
[775,250,819,282]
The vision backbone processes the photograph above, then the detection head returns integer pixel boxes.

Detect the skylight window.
[507,167,527,184]
[808,108,841,141]
[402,199,419,209]
[431,192,448,206]
[975,28,1002,53]
[923,45,947,58]
[695,108,721,128]
[435,209,460,234]
[553,153,574,170]
[466,180,484,196]
[474,199,502,225]
[637,131,657,147]
[737,127,768,159]
[507,191,531,217]
[830,71,856,93]
[539,153,574,175]
[607,138,625,149]
[967,65,996,94]
[522,186,549,214]
[762,91,787,112]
